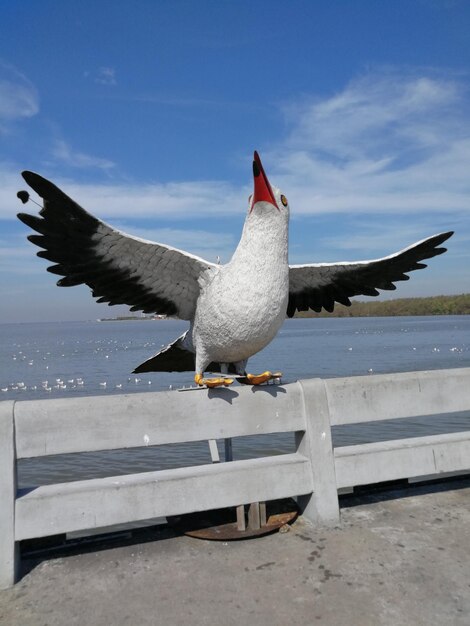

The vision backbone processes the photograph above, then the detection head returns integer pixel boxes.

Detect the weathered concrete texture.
[1,481,469,626]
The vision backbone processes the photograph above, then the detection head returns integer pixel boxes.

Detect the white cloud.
[0,252,40,275]
[0,164,249,221]
[94,67,116,86]
[272,69,470,217]
[0,236,45,275]
[284,71,461,158]
[0,62,39,129]
[0,166,26,218]
[111,225,236,263]
[3,67,467,224]
[35,179,247,220]
[2,68,469,267]
[52,140,116,171]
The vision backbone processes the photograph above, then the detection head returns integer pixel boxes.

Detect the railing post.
[296,379,340,526]
[0,401,18,589]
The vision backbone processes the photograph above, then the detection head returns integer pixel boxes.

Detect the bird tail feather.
[133,332,195,373]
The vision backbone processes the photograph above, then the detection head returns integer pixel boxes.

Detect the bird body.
[17,151,453,386]
[193,195,289,372]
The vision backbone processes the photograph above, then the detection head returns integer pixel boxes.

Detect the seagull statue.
[17,152,453,388]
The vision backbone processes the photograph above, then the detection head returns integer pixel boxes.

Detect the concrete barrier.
[1,367,469,589]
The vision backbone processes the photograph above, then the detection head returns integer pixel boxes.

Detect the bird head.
[249,151,289,217]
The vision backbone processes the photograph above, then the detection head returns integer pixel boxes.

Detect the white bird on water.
[17,152,452,388]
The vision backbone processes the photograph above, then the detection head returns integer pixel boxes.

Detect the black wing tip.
[27,234,44,246]
[22,170,42,185]
[17,211,34,225]
[433,231,454,245]
[21,170,61,199]
[422,230,454,257]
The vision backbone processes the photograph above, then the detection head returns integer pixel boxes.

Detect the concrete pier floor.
[1,479,469,626]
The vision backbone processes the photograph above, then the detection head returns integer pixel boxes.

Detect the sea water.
[1,316,469,488]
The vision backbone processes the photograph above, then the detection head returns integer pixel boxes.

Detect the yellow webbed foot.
[194,373,234,388]
[245,371,283,385]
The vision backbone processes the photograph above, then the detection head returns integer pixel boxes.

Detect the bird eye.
[281,195,288,207]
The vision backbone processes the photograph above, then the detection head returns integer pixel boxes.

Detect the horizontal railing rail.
[324,367,470,425]
[335,430,470,489]
[13,384,305,458]
[1,367,469,589]
[15,454,313,541]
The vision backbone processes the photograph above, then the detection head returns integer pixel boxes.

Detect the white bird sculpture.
[17,152,452,388]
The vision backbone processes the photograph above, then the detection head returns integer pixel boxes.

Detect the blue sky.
[1,0,469,322]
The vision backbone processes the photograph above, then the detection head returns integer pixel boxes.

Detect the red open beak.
[251,151,278,210]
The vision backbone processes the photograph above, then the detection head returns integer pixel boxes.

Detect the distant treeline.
[295,293,470,318]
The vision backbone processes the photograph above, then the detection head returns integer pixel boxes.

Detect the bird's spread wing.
[287,232,453,317]
[17,171,217,319]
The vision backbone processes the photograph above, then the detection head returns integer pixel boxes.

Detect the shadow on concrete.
[205,383,288,403]
[207,387,239,403]
[249,385,287,397]
[19,522,184,582]
[18,497,298,582]
[339,475,470,509]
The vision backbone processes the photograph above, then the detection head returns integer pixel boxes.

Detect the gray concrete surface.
[1,480,469,626]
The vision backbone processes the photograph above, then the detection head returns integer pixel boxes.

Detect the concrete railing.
[1,367,470,589]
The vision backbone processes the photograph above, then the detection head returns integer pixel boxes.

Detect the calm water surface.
[1,316,469,488]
